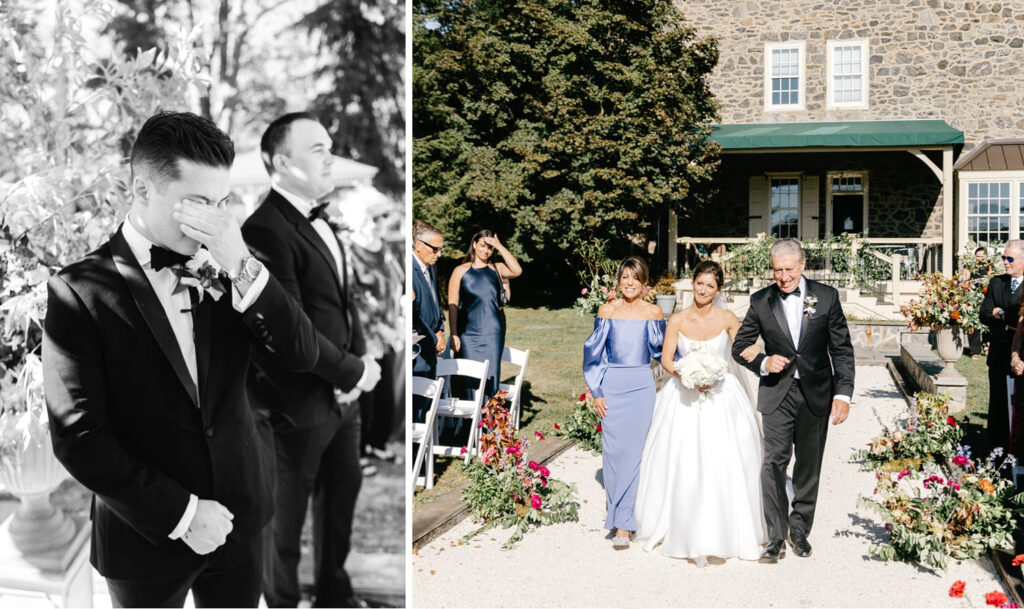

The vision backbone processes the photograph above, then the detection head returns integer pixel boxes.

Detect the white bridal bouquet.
[674,343,727,402]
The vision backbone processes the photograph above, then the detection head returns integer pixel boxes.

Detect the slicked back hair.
[130,111,234,185]
[770,238,805,262]
[260,112,321,174]
[413,220,441,243]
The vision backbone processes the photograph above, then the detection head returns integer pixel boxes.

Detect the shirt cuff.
[231,265,270,312]
[168,494,198,540]
[759,358,769,376]
[833,394,852,404]
[355,360,372,391]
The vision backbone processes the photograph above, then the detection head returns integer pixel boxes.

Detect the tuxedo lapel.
[193,294,215,411]
[768,286,796,349]
[268,192,344,299]
[109,230,199,408]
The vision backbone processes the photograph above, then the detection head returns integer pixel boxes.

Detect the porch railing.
[676,236,942,296]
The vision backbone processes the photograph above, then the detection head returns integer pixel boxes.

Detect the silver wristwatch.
[229,255,262,285]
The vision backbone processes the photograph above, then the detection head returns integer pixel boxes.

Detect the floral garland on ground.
[461,393,579,549]
[949,578,1017,607]
[854,391,1024,571]
[552,390,603,454]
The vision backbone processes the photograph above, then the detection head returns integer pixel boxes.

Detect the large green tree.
[414,0,720,281]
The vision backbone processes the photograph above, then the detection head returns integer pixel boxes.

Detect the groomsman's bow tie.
[1013,277,1021,292]
[780,287,802,299]
[150,245,191,271]
[308,202,330,223]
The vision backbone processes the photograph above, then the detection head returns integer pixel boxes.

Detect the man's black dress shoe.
[758,539,786,563]
[787,532,812,557]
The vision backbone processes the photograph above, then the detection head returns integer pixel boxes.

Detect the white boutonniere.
[171,248,227,303]
[803,295,818,317]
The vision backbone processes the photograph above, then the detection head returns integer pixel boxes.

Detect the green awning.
[711,120,964,150]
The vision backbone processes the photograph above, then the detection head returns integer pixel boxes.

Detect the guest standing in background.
[412,220,445,420]
[447,229,522,397]
[582,256,665,550]
[981,240,1024,453]
[961,246,992,360]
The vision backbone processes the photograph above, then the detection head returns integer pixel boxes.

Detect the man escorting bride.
[586,238,855,566]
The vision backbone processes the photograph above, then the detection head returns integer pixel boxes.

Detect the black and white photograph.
[0,0,405,606]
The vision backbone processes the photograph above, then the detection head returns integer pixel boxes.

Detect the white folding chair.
[499,346,530,430]
[411,376,444,492]
[433,358,490,465]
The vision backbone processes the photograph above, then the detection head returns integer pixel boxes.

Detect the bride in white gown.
[635,260,767,564]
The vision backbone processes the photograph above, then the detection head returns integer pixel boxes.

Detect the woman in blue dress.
[448,229,523,397]
[583,256,665,549]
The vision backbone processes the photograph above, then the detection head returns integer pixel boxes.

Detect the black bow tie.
[780,287,802,299]
[150,245,191,272]
[308,202,330,223]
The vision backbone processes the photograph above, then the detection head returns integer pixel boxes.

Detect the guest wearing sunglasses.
[412,220,446,395]
[981,240,1024,453]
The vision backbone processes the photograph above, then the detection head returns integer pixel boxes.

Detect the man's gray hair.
[1005,240,1024,257]
[413,219,441,242]
[770,238,805,262]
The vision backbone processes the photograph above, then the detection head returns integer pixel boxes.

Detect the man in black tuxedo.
[411,220,445,421]
[43,111,319,607]
[243,112,381,608]
[732,238,855,562]
[980,240,1024,452]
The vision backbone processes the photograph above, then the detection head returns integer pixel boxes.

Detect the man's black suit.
[732,279,855,543]
[243,189,366,607]
[980,273,1023,451]
[43,227,318,603]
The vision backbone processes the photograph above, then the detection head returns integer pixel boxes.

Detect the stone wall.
[678,0,1024,147]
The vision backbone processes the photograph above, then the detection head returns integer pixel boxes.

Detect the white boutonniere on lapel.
[803,295,818,317]
[171,248,227,304]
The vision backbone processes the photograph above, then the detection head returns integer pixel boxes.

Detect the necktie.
[150,245,191,271]
[1013,277,1021,293]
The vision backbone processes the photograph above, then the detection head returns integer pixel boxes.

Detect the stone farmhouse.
[670,0,1024,318]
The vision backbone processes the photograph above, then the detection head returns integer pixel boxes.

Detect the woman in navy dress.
[448,229,523,397]
[583,256,665,549]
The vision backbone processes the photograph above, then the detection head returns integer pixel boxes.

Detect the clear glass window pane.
[771,48,800,106]
[770,178,800,238]
[967,181,1012,244]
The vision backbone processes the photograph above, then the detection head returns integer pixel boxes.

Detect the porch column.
[942,145,953,275]
[667,209,678,275]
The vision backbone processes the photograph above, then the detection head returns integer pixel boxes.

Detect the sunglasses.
[417,239,444,254]
[1003,256,1017,263]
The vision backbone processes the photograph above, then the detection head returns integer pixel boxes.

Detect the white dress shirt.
[759,277,851,404]
[122,216,270,540]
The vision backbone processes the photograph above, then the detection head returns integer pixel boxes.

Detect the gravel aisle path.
[412,366,1009,608]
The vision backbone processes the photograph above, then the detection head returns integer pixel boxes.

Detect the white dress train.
[635,330,767,561]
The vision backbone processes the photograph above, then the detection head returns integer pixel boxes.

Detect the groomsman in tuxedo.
[243,112,381,607]
[43,111,319,607]
[412,220,445,420]
[981,240,1024,452]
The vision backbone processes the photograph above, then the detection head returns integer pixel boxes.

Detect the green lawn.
[954,352,993,455]
[413,306,594,508]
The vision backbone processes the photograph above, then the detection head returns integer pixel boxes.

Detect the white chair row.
[411,346,531,490]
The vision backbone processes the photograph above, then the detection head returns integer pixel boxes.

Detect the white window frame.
[958,171,1024,247]
[764,41,806,112]
[826,39,869,110]
[767,172,802,239]
[825,171,869,236]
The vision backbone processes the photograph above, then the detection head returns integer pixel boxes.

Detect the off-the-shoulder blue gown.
[583,317,665,532]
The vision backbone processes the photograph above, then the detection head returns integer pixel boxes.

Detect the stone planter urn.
[0,359,75,556]
[655,294,676,316]
[932,325,964,378]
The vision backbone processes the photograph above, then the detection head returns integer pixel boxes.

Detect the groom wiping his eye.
[43,111,320,608]
[732,238,855,564]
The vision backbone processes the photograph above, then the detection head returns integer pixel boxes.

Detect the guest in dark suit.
[242,112,382,608]
[43,111,319,608]
[980,240,1024,452]
[412,220,445,420]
